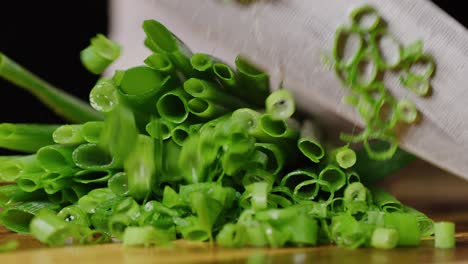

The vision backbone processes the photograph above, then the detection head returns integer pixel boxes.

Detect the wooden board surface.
[1,159,468,263]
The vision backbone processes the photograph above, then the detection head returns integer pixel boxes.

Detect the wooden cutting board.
[1,159,468,263]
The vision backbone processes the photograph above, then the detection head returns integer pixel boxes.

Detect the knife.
[108,0,468,180]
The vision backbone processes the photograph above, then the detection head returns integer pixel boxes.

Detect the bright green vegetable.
[434,222,455,249]
[0,7,449,252]
[0,123,59,153]
[371,227,398,249]
[80,34,121,75]
[53,124,86,145]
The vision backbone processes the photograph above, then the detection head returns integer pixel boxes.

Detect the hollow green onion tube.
[399,72,430,96]
[0,123,59,153]
[343,182,368,214]
[346,171,361,185]
[371,227,398,249]
[384,213,421,246]
[190,53,214,76]
[146,118,174,140]
[235,55,270,106]
[52,124,86,145]
[72,143,120,170]
[82,121,104,144]
[265,89,295,120]
[89,78,120,113]
[0,53,103,122]
[184,78,248,109]
[30,208,82,246]
[396,99,418,123]
[80,34,121,75]
[170,123,192,146]
[404,206,434,238]
[142,19,193,76]
[144,53,174,74]
[216,223,247,247]
[297,120,325,163]
[176,216,210,242]
[318,165,346,192]
[73,169,114,184]
[0,201,57,233]
[330,145,357,169]
[117,66,172,113]
[370,187,403,212]
[280,169,318,198]
[370,30,401,70]
[0,185,48,206]
[16,171,47,192]
[213,63,237,89]
[41,172,75,194]
[350,5,381,32]
[0,154,42,182]
[363,132,399,161]
[37,145,76,173]
[57,205,90,227]
[434,222,455,249]
[333,27,363,69]
[350,51,378,90]
[254,143,285,175]
[259,114,299,140]
[107,172,128,196]
[156,88,191,124]
[125,135,156,201]
[187,98,231,119]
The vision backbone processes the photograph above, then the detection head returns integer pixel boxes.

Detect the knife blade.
[109,0,468,180]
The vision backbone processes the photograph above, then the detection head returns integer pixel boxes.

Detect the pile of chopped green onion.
[0,5,455,251]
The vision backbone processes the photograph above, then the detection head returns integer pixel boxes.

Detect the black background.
[0,1,466,124]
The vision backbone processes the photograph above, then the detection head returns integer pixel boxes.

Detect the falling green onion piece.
[80,34,121,75]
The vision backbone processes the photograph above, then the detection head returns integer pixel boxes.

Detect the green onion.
[0,53,103,123]
[80,34,121,75]
[265,89,295,120]
[156,89,191,124]
[82,121,104,144]
[37,145,76,173]
[434,222,455,249]
[371,227,398,249]
[144,53,174,74]
[89,78,120,113]
[0,123,58,153]
[0,201,57,233]
[52,124,85,145]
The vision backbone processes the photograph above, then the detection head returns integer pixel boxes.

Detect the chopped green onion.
[0,123,58,153]
[80,34,121,75]
[265,89,295,120]
[434,221,455,249]
[371,227,398,249]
